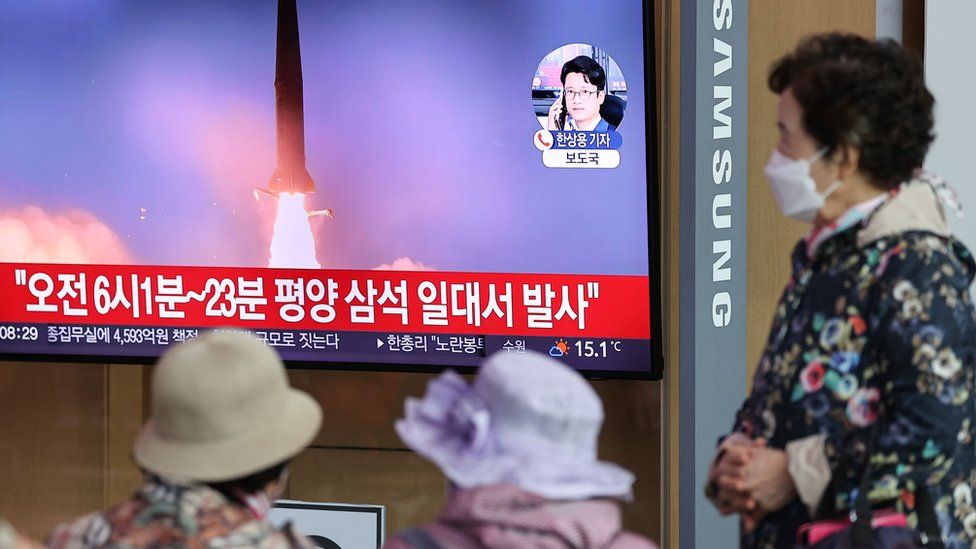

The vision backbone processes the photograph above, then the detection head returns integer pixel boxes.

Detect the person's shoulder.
[2,519,42,549]
[385,523,475,549]
[197,516,316,549]
[48,494,179,548]
[873,231,972,286]
[202,520,315,549]
[384,532,412,549]
[385,525,440,549]
[49,492,150,546]
[608,531,659,549]
[260,522,316,548]
[46,511,111,548]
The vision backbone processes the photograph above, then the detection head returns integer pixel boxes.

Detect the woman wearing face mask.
[706,33,976,548]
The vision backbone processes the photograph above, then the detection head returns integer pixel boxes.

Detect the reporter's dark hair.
[208,460,289,500]
[560,55,606,91]
[768,33,934,189]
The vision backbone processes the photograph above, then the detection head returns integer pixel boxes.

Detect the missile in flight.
[259,0,320,200]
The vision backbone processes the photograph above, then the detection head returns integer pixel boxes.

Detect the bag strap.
[848,425,879,546]
[844,425,943,547]
[915,485,943,548]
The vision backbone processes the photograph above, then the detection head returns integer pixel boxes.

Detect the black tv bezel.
[0,1,664,381]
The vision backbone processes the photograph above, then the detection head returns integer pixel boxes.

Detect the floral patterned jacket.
[731,178,976,548]
[45,477,313,548]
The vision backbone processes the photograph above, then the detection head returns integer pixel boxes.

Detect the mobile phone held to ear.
[558,94,567,130]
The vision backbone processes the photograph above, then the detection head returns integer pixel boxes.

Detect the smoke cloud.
[373,257,436,271]
[0,206,130,264]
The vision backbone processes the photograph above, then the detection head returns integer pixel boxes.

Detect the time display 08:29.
[0,325,39,341]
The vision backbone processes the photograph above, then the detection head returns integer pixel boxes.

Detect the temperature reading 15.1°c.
[574,340,622,358]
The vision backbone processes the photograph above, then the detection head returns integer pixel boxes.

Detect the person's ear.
[598,91,606,105]
[833,144,860,181]
[265,465,291,500]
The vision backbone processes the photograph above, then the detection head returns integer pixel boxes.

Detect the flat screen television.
[0,0,661,378]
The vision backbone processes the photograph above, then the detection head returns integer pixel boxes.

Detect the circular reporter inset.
[532,43,627,132]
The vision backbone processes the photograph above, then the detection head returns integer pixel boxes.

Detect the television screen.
[0,0,660,377]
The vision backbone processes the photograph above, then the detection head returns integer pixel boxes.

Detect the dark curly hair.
[560,55,607,91]
[768,33,934,189]
[207,460,288,500]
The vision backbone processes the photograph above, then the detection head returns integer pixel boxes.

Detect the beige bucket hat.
[134,330,323,482]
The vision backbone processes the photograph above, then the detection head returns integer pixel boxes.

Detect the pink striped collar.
[804,192,890,259]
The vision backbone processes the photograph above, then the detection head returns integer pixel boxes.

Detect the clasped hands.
[706,434,798,533]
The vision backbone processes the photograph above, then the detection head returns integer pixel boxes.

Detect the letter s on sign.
[712,149,732,185]
[713,0,732,30]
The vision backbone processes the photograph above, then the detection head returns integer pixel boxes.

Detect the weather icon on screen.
[548,339,571,357]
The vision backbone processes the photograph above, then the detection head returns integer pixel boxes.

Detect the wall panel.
[0,362,107,539]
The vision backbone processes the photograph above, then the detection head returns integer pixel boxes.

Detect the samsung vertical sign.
[711,0,735,328]
[678,0,747,546]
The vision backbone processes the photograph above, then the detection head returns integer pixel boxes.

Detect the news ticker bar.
[0,323,653,373]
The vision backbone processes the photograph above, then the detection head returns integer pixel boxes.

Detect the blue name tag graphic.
[549,130,622,150]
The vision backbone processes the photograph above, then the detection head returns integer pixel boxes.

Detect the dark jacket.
[731,178,976,548]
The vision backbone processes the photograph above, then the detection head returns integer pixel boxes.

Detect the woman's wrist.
[785,434,831,517]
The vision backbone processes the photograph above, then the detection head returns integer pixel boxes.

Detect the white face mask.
[764,148,842,223]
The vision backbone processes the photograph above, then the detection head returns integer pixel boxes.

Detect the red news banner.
[0,264,651,340]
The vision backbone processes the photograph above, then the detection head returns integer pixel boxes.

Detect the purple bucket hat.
[395,350,635,500]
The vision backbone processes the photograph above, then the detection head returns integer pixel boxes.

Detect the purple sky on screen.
[0,0,649,275]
